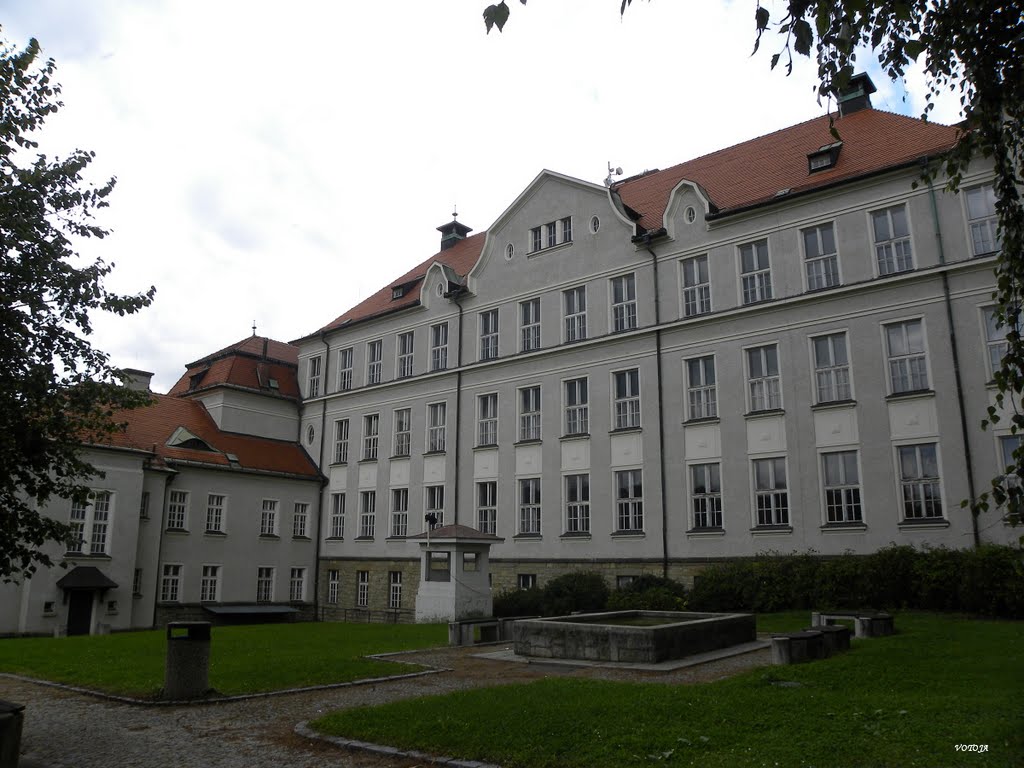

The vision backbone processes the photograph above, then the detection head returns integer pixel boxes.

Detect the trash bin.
[163,622,211,700]
[0,700,25,768]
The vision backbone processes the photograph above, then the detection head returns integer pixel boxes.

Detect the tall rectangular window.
[965,184,1000,256]
[359,490,376,538]
[615,469,644,532]
[393,408,411,457]
[160,564,182,603]
[1000,435,1021,484]
[531,226,542,252]
[426,485,445,528]
[803,223,839,290]
[88,492,111,554]
[561,216,573,243]
[307,355,322,398]
[289,567,306,602]
[480,309,499,360]
[872,204,913,275]
[478,393,498,446]
[397,331,414,378]
[682,255,711,317]
[329,492,345,538]
[69,492,112,554]
[753,457,789,526]
[260,499,278,536]
[564,377,589,435]
[519,385,542,441]
[519,478,541,535]
[332,418,349,464]
[983,307,1010,379]
[613,369,641,429]
[389,571,403,610]
[292,502,309,537]
[338,347,353,391]
[565,473,590,534]
[391,488,409,538]
[611,273,637,332]
[823,451,862,523]
[133,568,143,596]
[256,566,274,602]
[691,463,722,529]
[899,444,943,520]
[885,319,928,393]
[747,345,782,411]
[68,498,88,553]
[200,565,220,602]
[167,490,188,531]
[477,481,497,534]
[206,494,225,533]
[740,239,772,304]
[363,414,379,460]
[367,339,383,385]
[139,491,150,519]
[520,297,541,351]
[427,402,447,452]
[546,221,558,248]
[327,570,340,604]
[686,356,717,419]
[430,322,449,371]
[812,333,851,402]
[563,286,587,341]
[356,571,369,608]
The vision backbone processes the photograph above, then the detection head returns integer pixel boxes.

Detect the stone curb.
[294,720,501,768]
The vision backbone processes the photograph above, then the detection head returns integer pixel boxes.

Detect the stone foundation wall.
[318,558,419,623]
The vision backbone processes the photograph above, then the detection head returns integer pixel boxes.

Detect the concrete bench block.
[771,630,825,664]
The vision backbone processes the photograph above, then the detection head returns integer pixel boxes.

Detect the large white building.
[2,76,1017,635]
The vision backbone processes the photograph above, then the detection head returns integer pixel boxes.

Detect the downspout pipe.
[312,331,330,619]
[153,468,177,628]
[446,287,467,525]
[924,161,980,547]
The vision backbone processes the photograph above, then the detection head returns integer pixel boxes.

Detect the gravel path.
[1,644,771,768]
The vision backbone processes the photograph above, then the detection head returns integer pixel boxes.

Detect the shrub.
[541,572,610,616]
[607,575,687,611]
[493,587,544,618]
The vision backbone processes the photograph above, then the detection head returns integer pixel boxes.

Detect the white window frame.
[292,502,309,538]
[614,469,644,532]
[739,239,772,304]
[69,490,114,555]
[333,418,349,464]
[391,488,409,538]
[260,499,278,536]
[289,567,306,602]
[393,408,412,457]
[477,393,498,446]
[307,355,322,398]
[689,462,722,529]
[160,563,182,603]
[964,183,1000,256]
[746,343,782,412]
[563,286,587,342]
[327,570,340,604]
[366,339,383,385]
[610,273,637,333]
[425,484,445,529]
[362,413,380,460]
[359,490,376,538]
[520,297,541,352]
[329,492,345,539]
[518,477,542,535]
[802,222,840,291]
[810,331,852,403]
[477,481,497,534]
[427,402,447,452]
[871,204,914,275]
[883,318,929,394]
[685,355,717,420]
[205,493,226,533]
[397,331,414,378]
[518,385,542,441]
[564,473,590,534]
[166,489,189,531]
[356,571,369,608]
[821,450,863,524]
[752,456,789,527]
[430,322,449,371]
[256,566,275,602]
[563,377,589,436]
[681,254,711,317]
[388,571,402,610]
[982,306,1009,380]
[479,309,499,361]
[612,368,641,429]
[896,442,944,521]
[200,564,221,603]
[338,347,354,391]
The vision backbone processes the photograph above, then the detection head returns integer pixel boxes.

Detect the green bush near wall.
[688,545,1024,618]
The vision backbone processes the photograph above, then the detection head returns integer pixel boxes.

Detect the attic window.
[392,286,405,300]
[808,141,842,173]
[268,378,279,389]
[166,427,214,452]
[188,370,207,391]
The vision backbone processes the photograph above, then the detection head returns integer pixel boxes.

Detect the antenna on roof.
[604,161,623,187]
[251,320,257,337]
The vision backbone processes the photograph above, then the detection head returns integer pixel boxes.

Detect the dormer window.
[166,427,214,452]
[391,286,404,300]
[808,141,842,173]
[529,216,573,254]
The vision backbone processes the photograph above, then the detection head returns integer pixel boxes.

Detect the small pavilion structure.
[409,524,502,623]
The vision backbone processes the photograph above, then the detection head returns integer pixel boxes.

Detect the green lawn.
[313,613,1024,768]
[0,622,446,698]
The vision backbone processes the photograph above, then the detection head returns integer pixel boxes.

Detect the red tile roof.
[615,108,960,231]
[167,336,300,399]
[98,393,320,478]
[309,107,959,331]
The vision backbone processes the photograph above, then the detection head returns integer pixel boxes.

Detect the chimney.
[437,210,472,252]
[122,368,154,392]
[837,73,877,116]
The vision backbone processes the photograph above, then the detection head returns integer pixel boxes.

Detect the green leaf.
[483,2,510,34]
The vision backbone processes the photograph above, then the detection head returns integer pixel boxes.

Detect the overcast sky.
[4,1,961,393]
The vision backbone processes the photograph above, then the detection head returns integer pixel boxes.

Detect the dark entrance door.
[67,590,93,636]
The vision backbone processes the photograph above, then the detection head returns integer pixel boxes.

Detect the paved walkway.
[1,644,770,768]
